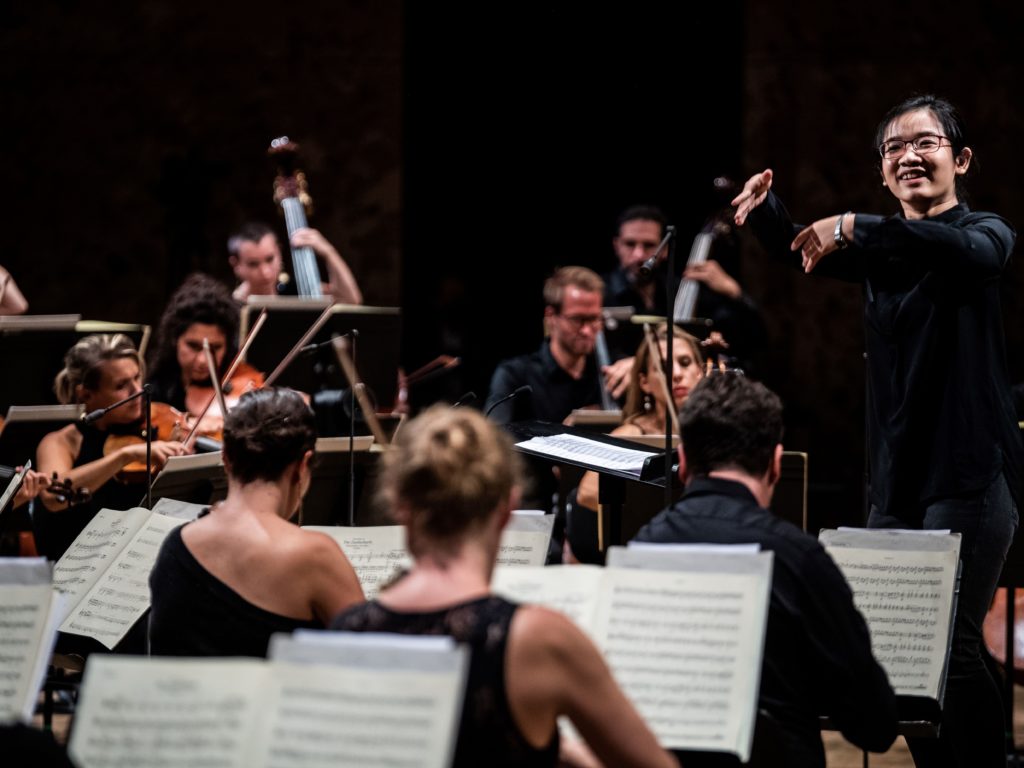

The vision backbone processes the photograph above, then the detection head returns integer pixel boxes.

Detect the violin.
[269,136,322,298]
[0,463,92,508]
[183,361,265,441]
[102,402,191,483]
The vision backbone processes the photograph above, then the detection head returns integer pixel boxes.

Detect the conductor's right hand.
[731,169,773,226]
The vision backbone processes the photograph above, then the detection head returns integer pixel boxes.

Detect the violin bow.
[182,309,269,450]
[203,339,229,419]
[264,304,335,387]
[642,323,681,436]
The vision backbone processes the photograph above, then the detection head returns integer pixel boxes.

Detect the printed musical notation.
[822,534,959,699]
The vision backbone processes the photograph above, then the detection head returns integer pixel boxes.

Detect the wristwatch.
[834,211,852,249]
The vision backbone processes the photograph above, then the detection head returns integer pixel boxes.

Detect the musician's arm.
[0,265,29,315]
[291,228,363,305]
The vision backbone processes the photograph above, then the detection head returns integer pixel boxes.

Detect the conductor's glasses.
[878,134,950,160]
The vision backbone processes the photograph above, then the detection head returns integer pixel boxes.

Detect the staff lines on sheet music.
[516,434,654,472]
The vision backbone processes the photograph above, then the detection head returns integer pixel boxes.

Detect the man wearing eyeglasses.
[484,266,606,425]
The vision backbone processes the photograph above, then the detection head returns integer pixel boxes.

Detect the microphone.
[485,385,532,418]
[636,225,676,281]
[452,391,477,408]
[299,331,354,356]
[81,386,149,424]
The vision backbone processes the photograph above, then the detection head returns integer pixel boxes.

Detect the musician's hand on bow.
[731,169,773,226]
[791,215,842,273]
[12,468,49,509]
[602,356,634,400]
[683,260,742,300]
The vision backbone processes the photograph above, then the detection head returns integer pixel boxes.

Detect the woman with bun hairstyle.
[149,387,364,657]
[331,405,676,767]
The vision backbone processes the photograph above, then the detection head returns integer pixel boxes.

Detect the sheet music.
[820,529,961,699]
[497,513,556,567]
[515,434,654,474]
[0,558,60,723]
[51,507,152,624]
[151,497,208,521]
[491,565,605,642]
[60,512,187,649]
[305,526,412,599]
[265,633,468,768]
[69,656,264,768]
[493,560,772,759]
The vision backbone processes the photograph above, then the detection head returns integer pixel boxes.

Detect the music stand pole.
[663,225,677,510]
[348,333,358,526]
[144,385,153,510]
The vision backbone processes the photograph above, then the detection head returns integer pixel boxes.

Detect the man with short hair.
[484,266,606,425]
[227,221,362,305]
[632,373,897,767]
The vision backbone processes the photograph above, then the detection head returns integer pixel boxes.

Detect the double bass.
[269,136,323,298]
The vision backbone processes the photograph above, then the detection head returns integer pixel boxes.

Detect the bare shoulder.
[37,424,81,465]
[509,604,590,662]
[611,422,645,438]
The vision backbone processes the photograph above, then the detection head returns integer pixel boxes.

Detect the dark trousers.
[869,472,1017,768]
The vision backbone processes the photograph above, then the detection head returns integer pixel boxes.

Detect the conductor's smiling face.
[880,108,971,218]
[232,234,283,295]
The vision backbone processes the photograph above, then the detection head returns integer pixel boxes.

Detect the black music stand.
[299,437,383,527]
[239,298,400,408]
[504,421,672,552]
[149,453,224,507]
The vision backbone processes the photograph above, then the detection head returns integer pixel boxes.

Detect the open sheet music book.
[0,558,63,723]
[491,546,773,761]
[306,512,556,598]
[819,528,961,705]
[70,635,469,768]
[51,504,202,649]
[515,433,656,475]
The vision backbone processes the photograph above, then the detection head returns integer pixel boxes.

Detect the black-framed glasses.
[558,313,603,329]
[878,134,950,160]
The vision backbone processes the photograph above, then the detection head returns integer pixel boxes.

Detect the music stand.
[0,317,150,413]
[299,436,382,528]
[239,298,401,408]
[0,405,83,468]
[505,421,671,552]
[149,452,224,507]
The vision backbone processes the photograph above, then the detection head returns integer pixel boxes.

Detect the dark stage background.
[3,1,1023,530]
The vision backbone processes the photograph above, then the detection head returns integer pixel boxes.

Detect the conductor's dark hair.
[223,388,317,483]
[875,94,971,200]
[679,372,783,477]
[615,205,667,237]
[227,222,278,257]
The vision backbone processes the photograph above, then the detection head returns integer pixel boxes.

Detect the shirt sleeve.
[747,191,867,283]
[853,211,1016,277]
